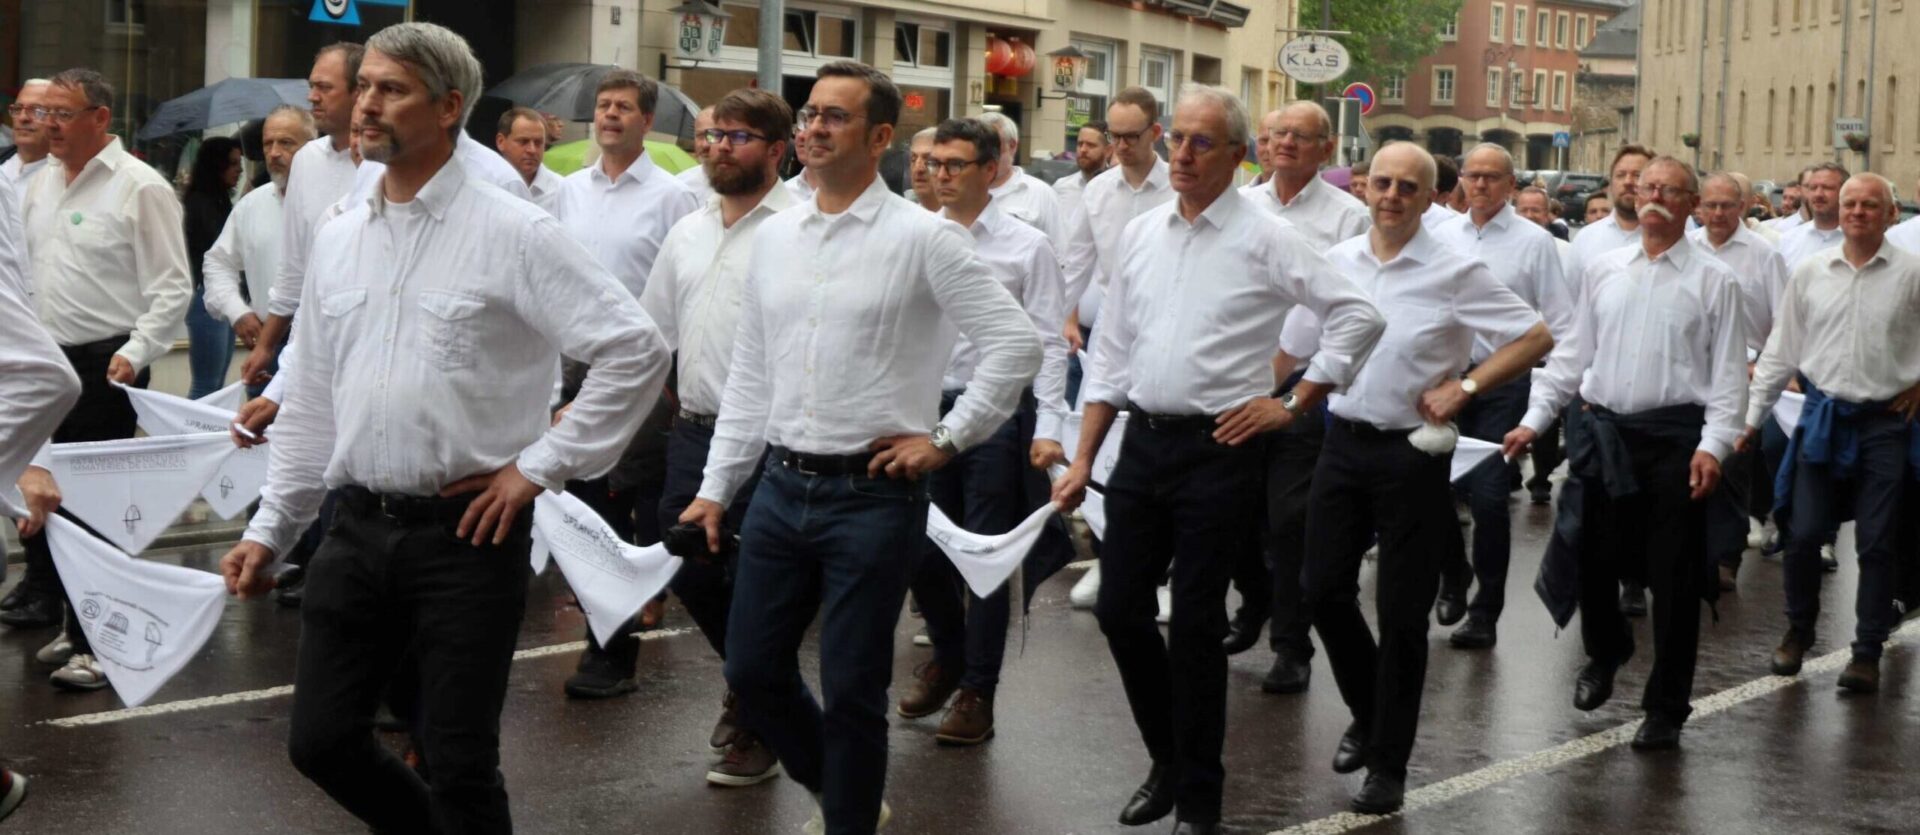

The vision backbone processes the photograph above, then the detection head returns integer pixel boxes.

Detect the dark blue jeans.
[659,418,763,658]
[186,284,233,400]
[1453,372,1531,622]
[1783,413,1908,658]
[724,458,929,835]
[911,399,1024,695]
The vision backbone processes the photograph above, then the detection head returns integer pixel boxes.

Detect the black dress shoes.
[0,592,60,629]
[1170,821,1220,834]
[1618,582,1648,617]
[1350,769,1406,814]
[1331,722,1368,774]
[1261,652,1310,694]
[1630,715,1683,750]
[1118,762,1175,826]
[1573,656,1625,712]
[1434,579,1468,627]
[1448,617,1496,649]
[1222,611,1267,655]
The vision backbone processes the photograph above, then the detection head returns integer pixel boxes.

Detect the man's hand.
[444,463,545,546]
[106,355,137,384]
[1891,381,1920,422]
[1050,461,1092,512]
[1063,311,1084,353]
[15,466,61,537]
[220,540,278,598]
[678,498,727,554]
[232,396,280,448]
[233,313,264,349]
[1418,380,1472,425]
[1688,451,1722,501]
[241,341,278,386]
[1029,439,1067,470]
[1733,425,1760,455]
[550,402,573,427]
[1214,397,1293,446]
[1502,426,1539,461]
[868,435,953,480]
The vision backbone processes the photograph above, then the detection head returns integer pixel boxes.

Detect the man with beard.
[638,87,796,788]
[203,105,316,392]
[1766,175,1808,233]
[1053,120,1109,222]
[1776,163,1848,269]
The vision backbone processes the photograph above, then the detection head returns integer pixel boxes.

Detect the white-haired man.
[0,79,51,187]
[203,105,315,385]
[975,110,1062,239]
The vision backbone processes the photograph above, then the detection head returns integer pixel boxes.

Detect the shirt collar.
[943,196,1013,237]
[369,155,465,221]
[990,167,1027,197]
[800,174,893,224]
[1470,203,1518,233]
[1826,239,1894,271]
[1166,185,1241,231]
[1633,234,1697,269]
[589,151,658,187]
[67,136,130,179]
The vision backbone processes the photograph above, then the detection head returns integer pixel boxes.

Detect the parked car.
[1554,172,1606,221]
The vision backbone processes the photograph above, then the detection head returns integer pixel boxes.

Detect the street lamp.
[1034,45,1091,109]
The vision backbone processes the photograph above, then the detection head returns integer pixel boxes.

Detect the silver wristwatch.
[1278,392,1303,415]
[930,424,958,455]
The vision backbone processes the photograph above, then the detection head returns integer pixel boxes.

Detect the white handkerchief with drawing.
[1049,463,1110,540]
[1773,391,1806,438]
[44,515,226,707]
[533,491,682,647]
[48,434,238,554]
[1451,437,1503,483]
[200,445,269,521]
[122,384,240,438]
[196,381,248,413]
[926,503,1057,598]
[1060,410,1129,485]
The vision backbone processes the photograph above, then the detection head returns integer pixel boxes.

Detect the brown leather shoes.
[1838,655,1880,693]
[1771,628,1813,676]
[897,661,960,718]
[935,688,995,745]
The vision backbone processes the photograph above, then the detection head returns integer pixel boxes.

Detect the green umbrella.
[543,139,697,177]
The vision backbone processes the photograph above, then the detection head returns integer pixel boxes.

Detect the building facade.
[1569,0,1635,172]
[1363,0,1627,168]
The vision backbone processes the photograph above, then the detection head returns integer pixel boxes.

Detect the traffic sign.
[1278,36,1350,85]
[1342,82,1375,115]
[1833,117,1868,150]
[1552,131,1570,148]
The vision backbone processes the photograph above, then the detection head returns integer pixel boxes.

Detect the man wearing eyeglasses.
[639,88,795,789]
[680,61,1039,835]
[677,105,718,204]
[907,127,939,209]
[1,80,51,188]
[1507,157,1746,751]
[12,69,193,691]
[551,68,700,699]
[894,117,1069,749]
[1053,85,1385,835]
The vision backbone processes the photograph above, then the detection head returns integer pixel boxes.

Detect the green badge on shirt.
[70,212,82,226]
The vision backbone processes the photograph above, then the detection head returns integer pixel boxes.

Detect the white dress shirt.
[552,154,700,299]
[1301,227,1543,430]
[201,183,285,325]
[0,165,28,302]
[20,137,192,369]
[941,200,1072,442]
[676,163,714,205]
[268,135,358,318]
[1241,174,1371,249]
[1422,203,1458,225]
[696,177,1042,506]
[1775,220,1845,270]
[1523,237,1748,461]
[1084,188,1385,416]
[1060,159,1175,324]
[1747,241,1920,428]
[784,171,817,204]
[638,182,796,416]
[1746,216,1781,244]
[1433,205,1575,362]
[243,157,670,556]
[1688,224,1790,352]
[1765,212,1808,234]
[527,164,565,214]
[1566,213,1643,296]
[1884,215,1920,253]
[2,174,79,498]
[1052,171,1091,226]
[988,167,1061,240]
[0,155,46,188]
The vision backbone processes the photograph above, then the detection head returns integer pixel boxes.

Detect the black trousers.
[288,493,532,835]
[1262,405,1325,657]
[911,395,1024,695]
[1095,419,1265,824]
[1528,415,1566,495]
[1783,413,1908,659]
[1453,373,1531,622]
[1303,419,1453,778]
[1573,425,1705,723]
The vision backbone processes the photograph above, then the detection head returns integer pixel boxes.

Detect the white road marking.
[45,627,701,729]
[1268,618,1920,835]
[1066,559,1096,571]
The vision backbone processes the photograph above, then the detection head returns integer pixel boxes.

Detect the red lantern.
[985,35,1013,76]
[1007,38,1037,78]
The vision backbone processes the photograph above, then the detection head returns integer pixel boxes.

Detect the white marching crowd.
[3,19,1920,835]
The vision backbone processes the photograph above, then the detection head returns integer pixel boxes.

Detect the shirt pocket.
[416,289,485,372]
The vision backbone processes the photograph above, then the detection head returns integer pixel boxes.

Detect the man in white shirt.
[784,131,819,203]
[1765,174,1809,233]
[677,105,717,204]
[1241,101,1370,247]
[7,70,194,692]
[1508,157,1746,752]
[550,68,700,698]
[679,61,1039,835]
[1431,143,1575,649]
[1292,142,1548,814]
[1512,185,1577,504]
[1739,173,1920,695]
[1885,172,1920,252]
[1421,155,1461,226]
[895,117,1070,748]
[219,25,670,832]
[1052,120,1110,221]
[0,79,50,187]
[204,105,313,393]
[906,127,938,209]
[637,87,795,789]
[975,111,1061,239]
[494,106,562,211]
[1775,162,1848,269]
[1053,85,1386,833]
[1568,145,1653,290]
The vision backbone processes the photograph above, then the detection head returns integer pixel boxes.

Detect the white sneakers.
[1156,585,1172,625]
[1069,564,1101,609]
[1747,519,1767,550]
[50,653,109,692]
[35,631,73,666]
[803,796,889,834]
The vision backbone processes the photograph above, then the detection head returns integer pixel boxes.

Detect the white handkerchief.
[47,434,239,554]
[926,503,1057,598]
[1773,391,1806,438]
[1059,410,1129,484]
[1408,422,1460,455]
[532,491,682,647]
[196,381,248,413]
[529,526,552,575]
[123,384,239,437]
[44,515,226,707]
[1049,463,1110,541]
[1451,437,1503,483]
[200,445,269,521]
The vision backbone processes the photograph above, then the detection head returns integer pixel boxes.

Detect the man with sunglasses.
[894,117,1069,748]
[680,61,1039,835]
[1,80,51,188]
[1054,84,1384,835]
[640,88,796,788]
[551,68,700,699]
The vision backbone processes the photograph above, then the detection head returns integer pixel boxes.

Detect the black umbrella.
[136,78,308,140]
[484,63,700,141]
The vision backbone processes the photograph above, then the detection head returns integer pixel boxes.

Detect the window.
[1514,7,1529,43]
[1806,84,1816,150]
[1491,3,1507,40]
[1744,0,1752,35]
[1433,66,1456,105]
[1511,71,1525,107]
[1383,74,1406,103]
[1534,8,1550,44]
[1552,71,1567,110]
[1488,67,1505,107]
[892,23,951,68]
[1441,13,1459,41]
[1738,90,1748,150]
[1553,12,1568,47]
[1066,39,1117,148]
[779,10,857,58]
[1772,0,1781,28]
[1576,15,1589,47]
[1768,88,1777,149]
[1883,76,1896,152]
[1141,49,1177,116]
[1534,69,1549,109]
[105,0,147,26]
[1786,87,1797,149]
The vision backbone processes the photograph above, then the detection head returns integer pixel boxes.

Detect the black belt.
[1329,416,1414,438]
[1126,403,1218,433]
[675,408,718,428]
[337,485,476,525]
[60,335,129,359]
[771,446,875,476]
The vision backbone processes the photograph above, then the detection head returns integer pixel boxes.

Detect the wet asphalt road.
[1,492,1917,835]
